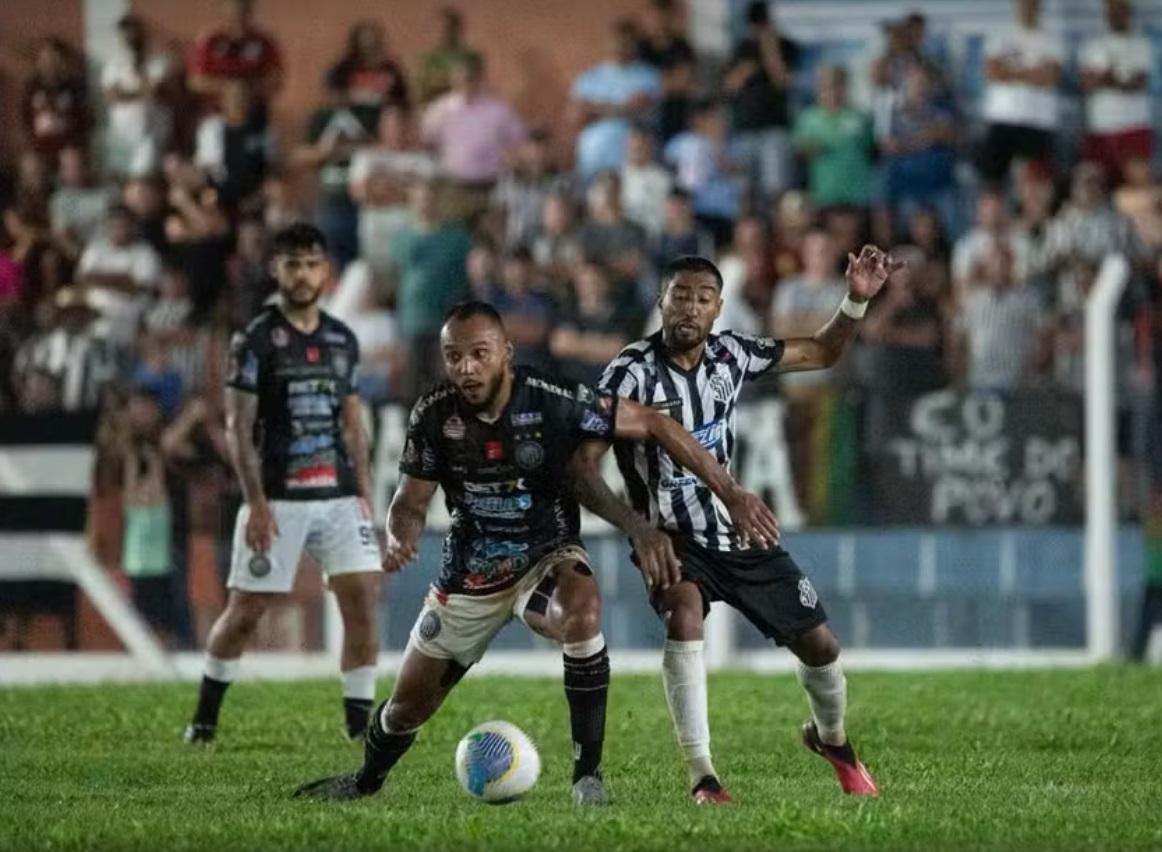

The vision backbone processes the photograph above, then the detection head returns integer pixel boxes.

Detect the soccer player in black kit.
[294,301,777,804]
[580,247,902,802]
[184,223,383,744]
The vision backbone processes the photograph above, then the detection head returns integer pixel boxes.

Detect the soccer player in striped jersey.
[578,247,902,802]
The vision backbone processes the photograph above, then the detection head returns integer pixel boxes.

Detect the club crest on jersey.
[708,370,732,403]
[798,577,818,609]
[271,327,289,348]
[443,415,466,440]
[515,440,544,470]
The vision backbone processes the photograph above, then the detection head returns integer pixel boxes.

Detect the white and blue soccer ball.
[454,720,541,803]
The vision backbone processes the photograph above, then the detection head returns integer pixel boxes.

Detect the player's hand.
[245,499,279,553]
[631,527,682,593]
[845,244,906,303]
[381,533,418,573]
[723,488,779,549]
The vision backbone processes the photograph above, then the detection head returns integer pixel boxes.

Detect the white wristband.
[840,295,868,319]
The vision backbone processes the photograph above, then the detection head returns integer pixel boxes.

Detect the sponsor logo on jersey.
[579,410,610,435]
[526,377,574,400]
[511,412,542,427]
[660,475,699,489]
[271,327,289,347]
[463,479,528,494]
[289,433,335,454]
[463,492,532,519]
[691,419,724,450]
[443,415,466,440]
[323,332,347,344]
[515,440,545,470]
[288,395,334,417]
[287,378,337,394]
[652,397,682,413]
[287,465,339,489]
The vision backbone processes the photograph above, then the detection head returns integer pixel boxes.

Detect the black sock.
[192,676,230,727]
[354,700,417,794]
[563,645,610,783]
[344,698,373,738]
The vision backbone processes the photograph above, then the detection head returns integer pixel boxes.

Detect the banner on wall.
[866,390,1084,526]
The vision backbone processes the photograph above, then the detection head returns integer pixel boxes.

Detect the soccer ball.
[454,720,541,803]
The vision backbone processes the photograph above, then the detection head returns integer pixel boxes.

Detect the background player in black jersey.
[184,223,383,744]
[580,248,902,803]
[293,301,777,805]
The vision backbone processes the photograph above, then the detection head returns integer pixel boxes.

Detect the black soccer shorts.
[643,535,829,646]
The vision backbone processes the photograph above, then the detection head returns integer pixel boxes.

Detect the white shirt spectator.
[101,49,173,175]
[770,275,847,388]
[958,285,1046,391]
[77,237,162,347]
[50,186,112,246]
[621,162,672,237]
[952,228,1033,294]
[1080,32,1154,133]
[983,27,1064,130]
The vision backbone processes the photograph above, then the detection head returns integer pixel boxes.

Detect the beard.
[458,372,504,412]
[281,283,322,308]
[663,320,708,353]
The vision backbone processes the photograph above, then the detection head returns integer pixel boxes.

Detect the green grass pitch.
[1,668,1160,851]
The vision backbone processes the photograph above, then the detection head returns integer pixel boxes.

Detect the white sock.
[796,659,847,746]
[562,633,606,659]
[662,639,717,786]
[204,655,240,683]
[341,665,377,701]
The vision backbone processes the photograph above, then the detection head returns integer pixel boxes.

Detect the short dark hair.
[271,221,327,257]
[444,300,505,329]
[746,2,770,26]
[661,256,724,292]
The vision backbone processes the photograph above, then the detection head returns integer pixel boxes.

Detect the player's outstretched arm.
[777,244,905,374]
[613,399,779,549]
[383,475,438,572]
[225,387,278,553]
[567,441,682,590]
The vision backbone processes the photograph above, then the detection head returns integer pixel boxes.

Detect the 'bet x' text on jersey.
[400,366,618,596]
[599,330,784,551]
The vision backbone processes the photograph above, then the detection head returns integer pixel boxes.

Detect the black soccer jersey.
[400,366,619,596]
[599,330,784,552]
[226,306,361,501]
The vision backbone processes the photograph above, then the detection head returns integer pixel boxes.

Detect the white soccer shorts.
[407,544,590,667]
[227,497,381,594]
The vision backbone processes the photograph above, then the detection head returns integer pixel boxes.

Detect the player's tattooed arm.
[778,245,905,373]
[383,475,438,572]
[341,395,373,502]
[567,442,682,590]
[225,388,265,506]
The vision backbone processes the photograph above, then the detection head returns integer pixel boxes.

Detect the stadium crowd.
[2,0,1161,647]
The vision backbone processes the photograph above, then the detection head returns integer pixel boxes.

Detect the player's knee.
[794,625,840,667]
[664,604,704,641]
[559,591,601,642]
[225,594,268,635]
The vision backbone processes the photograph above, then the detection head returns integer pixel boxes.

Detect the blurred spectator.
[50,147,112,268]
[576,173,649,313]
[101,15,177,178]
[770,190,812,281]
[142,262,207,396]
[977,0,1063,186]
[570,20,663,184]
[653,189,713,267]
[325,20,410,129]
[326,264,404,405]
[163,156,232,316]
[187,0,284,123]
[222,215,272,329]
[131,334,184,421]
[421,55,527,226]
[1115,157,1162,250]
[3,202,62,320]
[794,66,875,209]
[12,152,53,219]
[952,190,1032,305]
[1079,0,1154,187]
[17,367,64,414]
[1013,159,1058,252]
[388,177,471,400]
[77,204,162,349]
[491,128,568,249]
[294,83,378,273]
[12,286,119,412]
[465,239,501,301]
[878,62,958,238]
[952,244,1050,391]
[718,216,773,335]
[903,207,953,306]
[530,193,583,293]
[621,125,673,238]
[195,81,277,213]
[551,259,634,386]
[725,1,799,206]
[21,38,89,166]
[491,246,554,371]
[122,175,170,257]
[349,107,438,274]
[416,6,482,105]
[664,99,740,247]
[636,0,696,144]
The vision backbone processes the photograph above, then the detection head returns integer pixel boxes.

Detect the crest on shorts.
[515,440,544,471]
[708,370,732,403]
[443,415,466,440]
[271,327,289,348]
[798,577,818,609]
[418,610,441,641]
[249,554,272,578]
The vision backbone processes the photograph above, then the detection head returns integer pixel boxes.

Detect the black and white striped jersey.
[598,330,785,552]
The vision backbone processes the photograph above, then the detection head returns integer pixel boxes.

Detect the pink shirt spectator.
[421,92,526,184]
[0,255,26,303]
